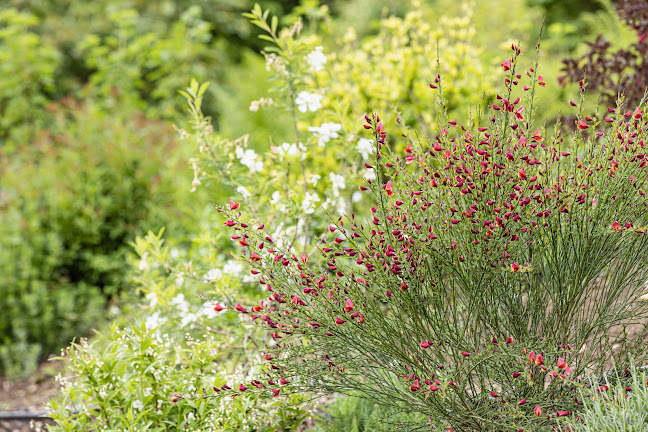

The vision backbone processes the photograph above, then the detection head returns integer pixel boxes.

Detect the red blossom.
[385,181,394,197]
[344,299,354,312]
[557,357,572,375]
[410,379,420,392]
[235,304,249,313]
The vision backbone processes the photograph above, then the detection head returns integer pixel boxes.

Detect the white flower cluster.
[329,172,345,197]
[295,91,322,113]
[223,260,243,276]
[356,137,374,160]
[235,147,263,173]
[309,174,321,185]
[305,46,327,72]
[301,192,320,214]
[204,268,222,281]
[308,122,342,146]
[236,185,250,198]
[275,142,307,160]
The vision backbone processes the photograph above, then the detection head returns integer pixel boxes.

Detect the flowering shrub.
[48,229,312,431]
[208,42,648,430]
[48,325,311,432]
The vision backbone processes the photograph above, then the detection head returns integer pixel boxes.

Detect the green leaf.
[271,15,278,34]
[258,34,275,43]
[198,81,209,97]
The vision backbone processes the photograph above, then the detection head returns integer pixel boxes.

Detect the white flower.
[309,174,321,186]
[237,186,251,198]
[169,248,180,260]
[295,91,322,113]
[146,292,158,308]
[145,312,167,331]
[223,260,243,276]
[298,141,308,160]
[276,142,301,160]
[364,168,377,181]
[356,138,374,160]
[308,122,342,146]
[180,313,197,328]
[270,191,282,205]
[143,387,152,397]
[175,272,184,287]
[204,268,222,281]
[170,294,189,314]
[269,190,287,213]
[352,191,363,203]
[329,172,346,197]
[235,147,264,173]
[301,192,320,214]
[132,400,144,411]
[305,46,327,72]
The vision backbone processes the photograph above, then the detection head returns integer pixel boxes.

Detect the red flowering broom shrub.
[212,44,648,431]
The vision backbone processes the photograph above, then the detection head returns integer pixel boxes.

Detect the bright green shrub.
[78,6,221,120]
[0,8,60,150]
[48,230,312,432]
[49,324,311,432]
[0,98,194,376]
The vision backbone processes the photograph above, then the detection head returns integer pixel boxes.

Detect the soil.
[0,357,64,432]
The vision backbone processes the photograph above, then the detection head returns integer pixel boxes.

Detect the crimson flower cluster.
[207,45,648,430]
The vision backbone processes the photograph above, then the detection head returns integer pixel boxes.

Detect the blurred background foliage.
[0,0,639,382]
